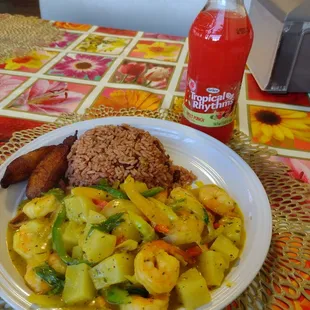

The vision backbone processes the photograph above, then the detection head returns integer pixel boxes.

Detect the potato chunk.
[198,250,229,287]
[83,230,116,263]
[176,268,211,309]
[64,195,97,223]
[210,234,240,261]
[90,253,134,290]
[62,263,95,305]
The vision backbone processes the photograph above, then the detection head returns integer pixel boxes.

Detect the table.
[0,20,309,310]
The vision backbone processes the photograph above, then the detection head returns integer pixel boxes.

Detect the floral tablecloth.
[0,20,309,309]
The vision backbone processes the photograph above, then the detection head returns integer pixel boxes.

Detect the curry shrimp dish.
[4,125,245,310]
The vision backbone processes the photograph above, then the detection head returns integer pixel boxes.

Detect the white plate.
[0,117,272,310]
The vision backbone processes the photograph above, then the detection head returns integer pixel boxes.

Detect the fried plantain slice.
[26,144,70,199]
[62,130,78,147]
[1,146,55,189]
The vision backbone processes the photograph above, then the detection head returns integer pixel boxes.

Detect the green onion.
[89,213,125,236]
[141,187,164,197]
[34,264,64,295]
[92,185,129,200]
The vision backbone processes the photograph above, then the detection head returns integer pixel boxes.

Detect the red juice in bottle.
[181,0,253,143]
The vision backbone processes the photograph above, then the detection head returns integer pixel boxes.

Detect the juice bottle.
[181,0,253,143]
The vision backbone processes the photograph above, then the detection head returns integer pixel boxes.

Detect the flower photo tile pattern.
[129,40,183,62]
[53,21,92,31]
[75,34,131,55]
[49,32,81,49]
[110,60,175,90]
[46,53,114,81]
[248,104,310,151]
[6,79,94,116]
[95,27,137,37]
[0,51,58,73]
[92,87,163,111]
[142,32,186,42]
[0,74,29,101]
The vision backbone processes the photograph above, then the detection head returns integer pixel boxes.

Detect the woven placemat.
[0,107,309,310]
[0,14,61,62]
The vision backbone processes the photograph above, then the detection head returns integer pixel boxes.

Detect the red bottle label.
[183,78,240,127]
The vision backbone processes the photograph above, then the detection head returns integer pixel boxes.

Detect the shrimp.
[198,184,236,216]
[148,240,195,265]
[134,243,179,295]
[164,211,204,246]
[170,187,205,221]
[24,264,51,294]
[23,194,60,219]
[120,294,169,310]
[13,219,51,264]
[47,253,67,275]
[134,241,194,295]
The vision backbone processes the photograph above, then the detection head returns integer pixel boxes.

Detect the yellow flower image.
[134,41,181,61]
[76,35,130,54]
[250,106,310,144]
[4,51,51,70]
[97,38,129,53]
[171,97,184,114]
[94,89,162,111]
[110,39,128,48]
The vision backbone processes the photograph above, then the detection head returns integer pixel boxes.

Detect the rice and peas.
[66,124,196,189]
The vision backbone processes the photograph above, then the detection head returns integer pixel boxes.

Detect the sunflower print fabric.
[249,106,310,150]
